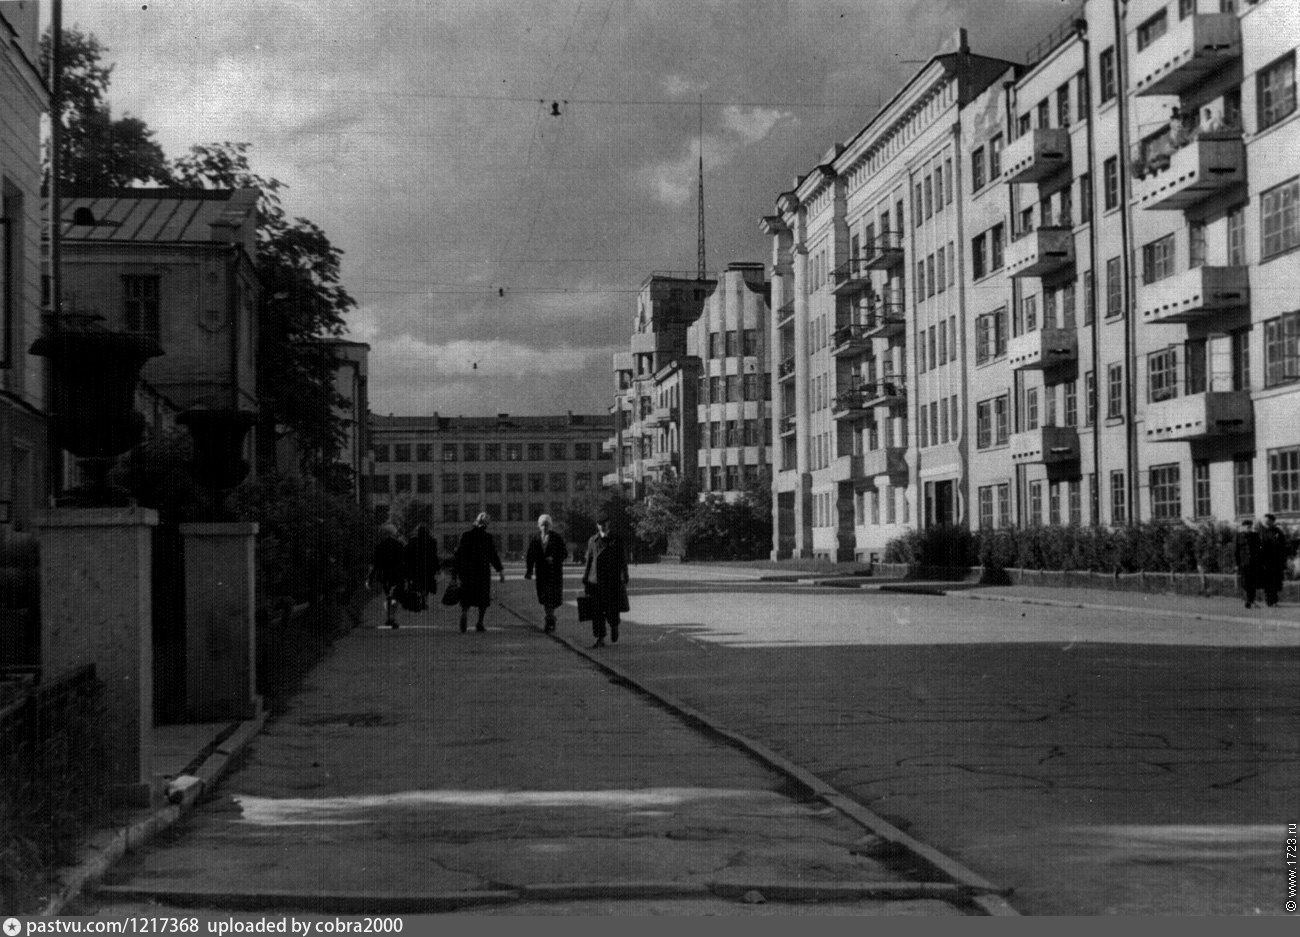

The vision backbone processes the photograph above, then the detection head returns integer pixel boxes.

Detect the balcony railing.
[830,257,875,295]
[1002,127,1072,184]
[1144,390,1253,442]
[831,322,874,357]
[832,381,906,419]
[861,231,905,270]
[778,356,797,380]
[1132,13,1241,97]
[861,445,907,482]
[862,294,907,338]
[1131,126,1246,212]
[1006,225,1075,279]
[777,300,795,325]
[1007,327,1078,371]
[1010,425,1080,466]
[779,414,798,436]
[1138,265,1249,326]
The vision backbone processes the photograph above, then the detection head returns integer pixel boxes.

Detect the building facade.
[0,1,49,536]
[765,0,1300,559]
[688,262,773,499]
[368,412,613,557]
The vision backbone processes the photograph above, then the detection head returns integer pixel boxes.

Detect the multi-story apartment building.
[688,262,773,498]
[0,1,48,535]
[766,0,1299,560]
[368,412,613,557]
[604,273,713,497]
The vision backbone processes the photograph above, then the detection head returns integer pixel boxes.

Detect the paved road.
[88,575,970,917]
[563,566,1299,915]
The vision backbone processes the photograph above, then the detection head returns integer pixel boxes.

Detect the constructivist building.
[764,0,1300,560]
[368,412,613,557]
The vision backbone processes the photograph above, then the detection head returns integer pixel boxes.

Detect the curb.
[497,599,1016,916]
[41,707,269,917]
[956,590,1300,628]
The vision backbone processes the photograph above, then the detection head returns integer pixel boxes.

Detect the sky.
[57,0,1078,418]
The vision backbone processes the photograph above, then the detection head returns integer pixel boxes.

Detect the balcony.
[861,297,907,339]
[828,454,863,483]
[644,452,673,470]
[601,437,616,454]
[643,405,671,427]
[779,414,798,437]
[601,471,621,487]
[1006,226,1075,279]
[1002,128,1071,184]
[1131,134,1245,212]
[1138,266,1249,326]
[1007,327,1078,371]
[778,356,797,382]
[830,258,874,295]
[1144,391,1253,442]
[1010,426,1080,466]
[777,299,795,326]
[861,231,905,270]
[833,381,906,419]
[1132,13,1241,97]
[861,445,907,482]
[831,322,874,357]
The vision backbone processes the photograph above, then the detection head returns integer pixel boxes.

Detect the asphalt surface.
[88,574,981,917]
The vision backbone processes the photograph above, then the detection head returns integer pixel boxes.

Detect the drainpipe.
[1077,17,1103,525]
[1113,0,1139,523]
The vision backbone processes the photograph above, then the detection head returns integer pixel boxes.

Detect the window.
[528,473,545,492]
[1234,455,1255,517]
[484,443,500,461]
[1085,370,1096,425]
[527,443,544,461]
[978,486,994,529]
[1261,178,1299,260]
[1056,84,1070,129]
[574,473,591,491]
[1231,327,1251,390]
[1107,363,1125,418]
[550,443,567,461]
[1037,98,1051,129]
[1018,112,1032,137]
[1257,52,1296,132]
[1099,47,1117,103]
[997,483,1011,528]
[1022,294,1038,333]
[989,135,1003,178]
[506,501,525,522]
[972,232,988,280]
[1179,0,1195,18]
[393,474,411,494]
[1111,471,1127,524]
[1049,482,1061,525]
[1142,234,1177,284]
[415,444,432,462]
[1185,338,1207,394]
[947,242,956,285]
[1079,173,1093,224]
[1064,381,1078,427]
[926,256,936,297]
[393,444,410,462]
[1103,156,1119,210]
[372,444,389,463]
[550,473,567,492]
[936,249,946,292]
[416,473,432,494]
[370,474,390,495]
[1227,203,1247,265]
[1149,347,1179,402]
[463,473,480,494]
[442,473,458,494]
[1077,71,1089,121]
[443,503,459,523]
[933,166,943,208]
[1068,479,1082,526]
[507,472,523,492]
[1025,387,1039,430]
[1264,311,1300,386]
[1106,257,1123,317]
[1028,481,1043,526]
[443,444,458,462]
[972,147,986,191]
[484,473,502,493]
[1183,222,1205,272]
[463,443,478,461]
[1193,461,1212,518]
[924,176,933,218]
[1137,9,1168,51]
[990,223,1005,270]
[123,275,160,337]
[575,442,591,460]
[945,159,954,204]
[1150,464,1182,519]
[976,399,993,448]
[919,406,928,448]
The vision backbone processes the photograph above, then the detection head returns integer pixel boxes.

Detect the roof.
[56,188,260,243]
[371,413,612,433]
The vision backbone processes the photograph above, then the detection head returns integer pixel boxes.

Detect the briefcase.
[576,595,595,622]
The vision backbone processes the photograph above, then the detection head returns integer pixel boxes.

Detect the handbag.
[441,578,462,606]
[576,595,594,622]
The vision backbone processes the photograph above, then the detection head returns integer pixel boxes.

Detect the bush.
[883,526,977,568]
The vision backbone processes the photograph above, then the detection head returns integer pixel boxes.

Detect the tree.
[41,28,172,188]
[559,487,640,561]
[631,474,700,555]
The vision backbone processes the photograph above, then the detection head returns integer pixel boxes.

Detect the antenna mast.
[696,96,706,279]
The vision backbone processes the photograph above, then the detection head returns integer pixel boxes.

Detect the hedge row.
[884,521,1298,575]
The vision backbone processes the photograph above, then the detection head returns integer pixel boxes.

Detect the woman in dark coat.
[403,523,441,611]
[452,512,504,632]
[1234,518,1261,608]
[367,523,406,628]
[525,513,566,633]
[582,514,629,649]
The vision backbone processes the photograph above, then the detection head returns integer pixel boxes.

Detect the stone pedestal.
[180,522,262,721]
[35,507,161,806]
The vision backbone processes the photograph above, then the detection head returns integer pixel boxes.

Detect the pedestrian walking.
[367,523,407,628]
[452,512,504,632]
[403,523,441,611]
[1234,518,1261,609]
[1258,513,1289,608]
[525,513,566,633]
[582,514,629,649]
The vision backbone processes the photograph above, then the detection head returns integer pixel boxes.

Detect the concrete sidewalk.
[85,581,1001,916]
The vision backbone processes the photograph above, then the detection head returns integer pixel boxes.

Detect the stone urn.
[176,407,257,496]
[30,330,163,505]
